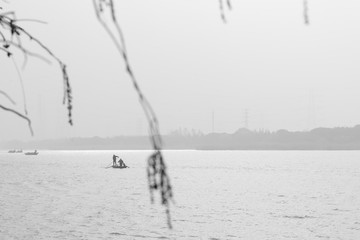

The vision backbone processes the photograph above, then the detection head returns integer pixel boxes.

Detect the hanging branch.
[0,40,52,68]
[303,0,309,25]
[219,0,232,23]
[0,6,73,126]
[0,103,33,135]
[93,0,173,228]
[0,89,16,105]
[11,57,28,114]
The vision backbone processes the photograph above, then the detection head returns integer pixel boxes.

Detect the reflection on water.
[1,150,360,239]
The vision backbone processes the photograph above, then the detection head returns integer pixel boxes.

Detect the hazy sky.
[1,0,360,141]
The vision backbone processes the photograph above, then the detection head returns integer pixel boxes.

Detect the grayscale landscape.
[1,1,360,239]
[2,125,360,150]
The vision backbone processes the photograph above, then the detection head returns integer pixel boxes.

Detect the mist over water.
[1,150,360,239]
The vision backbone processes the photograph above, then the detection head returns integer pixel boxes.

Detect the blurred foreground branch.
[0,89,16,105]
[93,0,173,228]
[0,103,33,135]
[219,0,232,23]
[0,3,73,132]
[303,0,309,25]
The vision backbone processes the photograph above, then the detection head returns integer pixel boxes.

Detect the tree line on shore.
[3,125,360,150]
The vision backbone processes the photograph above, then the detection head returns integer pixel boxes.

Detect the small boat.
[24,150,39,155]
[15,149,23,153]
[112,165,128,169]
[8,150,16,153]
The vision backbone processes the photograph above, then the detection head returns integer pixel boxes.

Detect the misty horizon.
[3,123,360,141]
[2,1,360,141]
[3,124,360,151]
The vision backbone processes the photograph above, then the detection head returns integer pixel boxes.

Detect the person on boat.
[118,158,126,167]
[112,154,119,166]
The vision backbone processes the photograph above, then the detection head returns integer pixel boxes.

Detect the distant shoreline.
[2,149,360,152]
[2,125,360,151]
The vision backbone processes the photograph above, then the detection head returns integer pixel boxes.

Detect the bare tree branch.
[11,56,27,114]
[0,45,11,56]
[13,18,47,25]
[0,89,16,105]
[303,0,310,25]
[0,5,73,125]
[226,0,232,10]
[0,103,33,136]
[1,40,52,67]
[219,0,232,23]
[93,0,173,228]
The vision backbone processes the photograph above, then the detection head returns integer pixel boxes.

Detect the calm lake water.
[1,150,360,239]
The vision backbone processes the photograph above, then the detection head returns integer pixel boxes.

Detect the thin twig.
[11,56,27,114]
[0,30,6,40]
[0,8,73,125]
[0,104,33,135]
[0,89,16,105]
[303,0,309,25]
[13,19,47,24]
[1,40,52,66]
[219,0,232,23]
[219,0,226,23]
[93,0,173,228]
[226,0,232,10]
[0,45,11,56]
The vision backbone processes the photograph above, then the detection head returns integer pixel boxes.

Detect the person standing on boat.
[118,158,125,167]
[112,155,119,166]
